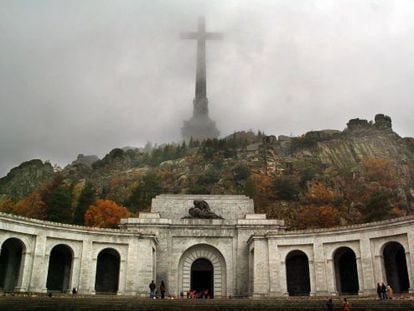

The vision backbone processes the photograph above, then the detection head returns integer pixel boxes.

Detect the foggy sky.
[1,0,414,176]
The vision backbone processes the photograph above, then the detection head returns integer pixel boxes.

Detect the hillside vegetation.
[1,114,413,229]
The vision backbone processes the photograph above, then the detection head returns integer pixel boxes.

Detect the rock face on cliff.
[297,114,410,170]
[0,159,54,200]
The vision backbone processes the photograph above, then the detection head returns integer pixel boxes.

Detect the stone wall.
[0,213,157,296]
[1,195,414,298]
[248,216,414,297]
[151,194,254,220]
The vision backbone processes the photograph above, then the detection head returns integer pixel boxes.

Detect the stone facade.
[0,194,413,298]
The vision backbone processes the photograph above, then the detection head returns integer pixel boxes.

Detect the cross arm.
[180,32,198,40]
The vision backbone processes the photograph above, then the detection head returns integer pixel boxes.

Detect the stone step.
[1,296,413,311]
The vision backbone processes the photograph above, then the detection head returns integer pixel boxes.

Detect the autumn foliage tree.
[85,199,129,228]
[297,205,339,229]
[14,191,47,220]
[0,196,15,214]
[296,182,339,229]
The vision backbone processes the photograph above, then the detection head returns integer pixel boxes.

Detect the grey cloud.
[1,0,414,175]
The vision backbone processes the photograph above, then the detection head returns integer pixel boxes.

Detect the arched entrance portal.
[179,244,226,298]
[191,258,214,298]
[383,242,410,293]
[286,250,311,296]
[334,247,359,295]
[95,248,120,293]
[0,238,25,292]
[46,244,73,292]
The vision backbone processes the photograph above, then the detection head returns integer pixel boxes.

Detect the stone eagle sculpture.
[182,200,223,219]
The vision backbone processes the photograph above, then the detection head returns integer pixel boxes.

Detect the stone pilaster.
[28,233,47,293]
[15,249,33,292]
[78,239,93,294]
[406,232,414,293]
[251,237,269,297]
[313,242,329,295]
[359,238,375,295]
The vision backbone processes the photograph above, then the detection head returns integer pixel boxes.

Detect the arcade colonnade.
[1,212,414,297]
[0,214,158,295]
[248,219,414,297]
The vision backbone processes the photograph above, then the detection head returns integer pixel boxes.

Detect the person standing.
[381,282,387,300]
[376,283,382,300]
[149,280,156,298]
[342,298,350,311]
[386,284,393,299]
[160,280,166,299]
[326,298,335,311]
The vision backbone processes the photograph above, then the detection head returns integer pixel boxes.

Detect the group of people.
[186,288,210,299]
[148,280,167,299]
[149,280,212,299]
[377,282,393,300]
[326,298,350,311]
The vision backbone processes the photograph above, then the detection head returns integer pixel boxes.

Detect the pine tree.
[73,183,96,225]
[47,184,72,223]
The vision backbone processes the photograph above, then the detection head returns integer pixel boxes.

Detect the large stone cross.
[181,17,222,111]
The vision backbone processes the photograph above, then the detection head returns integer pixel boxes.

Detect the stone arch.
[179,244,226,298]
[382,241,410,293]
[333,246,359,295]
[46,244,74,292]
[95,248,120,293]
[285,250,311,296]
[0,237,26,292]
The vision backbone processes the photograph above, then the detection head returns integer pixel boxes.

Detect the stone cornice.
[268,215,414,238]
[0,212,158,241]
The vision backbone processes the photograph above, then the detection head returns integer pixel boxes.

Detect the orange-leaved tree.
[14,191,47,220]
[305,182,335,205]
[297,204,339,229]
[84,199,129,228]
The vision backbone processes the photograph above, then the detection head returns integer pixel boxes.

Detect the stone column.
[124,237,140,295]
[252,237,269,297]
[359,238,375,295]
[28,233,48,293]
[356,255,364,295]
[308,259,316,296]
[117,258,127,295]
[326,258,336,295]
[406,232,414,293]
[78,239,94,294]
[313,242,329,295]
[267,239,281,296]
[70,256,81,291]
[279,258,288,296]
[15,250,34,292]
[136,239,156,296]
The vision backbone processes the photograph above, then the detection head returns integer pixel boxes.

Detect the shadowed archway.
[286,250,311,296]
[179,244,226,298]
[191,258,214,298]
[383,242,410,293]
[0,238,25,292]
[46,244,73,292]
[334,247,359,295]
[95,248,120,293]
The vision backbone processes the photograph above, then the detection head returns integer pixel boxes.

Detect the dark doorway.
[191,258,213,298]
[95,248,120,293]
[334,247,359,295]
[0,238,24,292]
[286,250,311,296]
[46,244,73,292]
[383,242,410,293]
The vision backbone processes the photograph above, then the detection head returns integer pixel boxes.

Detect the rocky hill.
[1,114,413,229]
